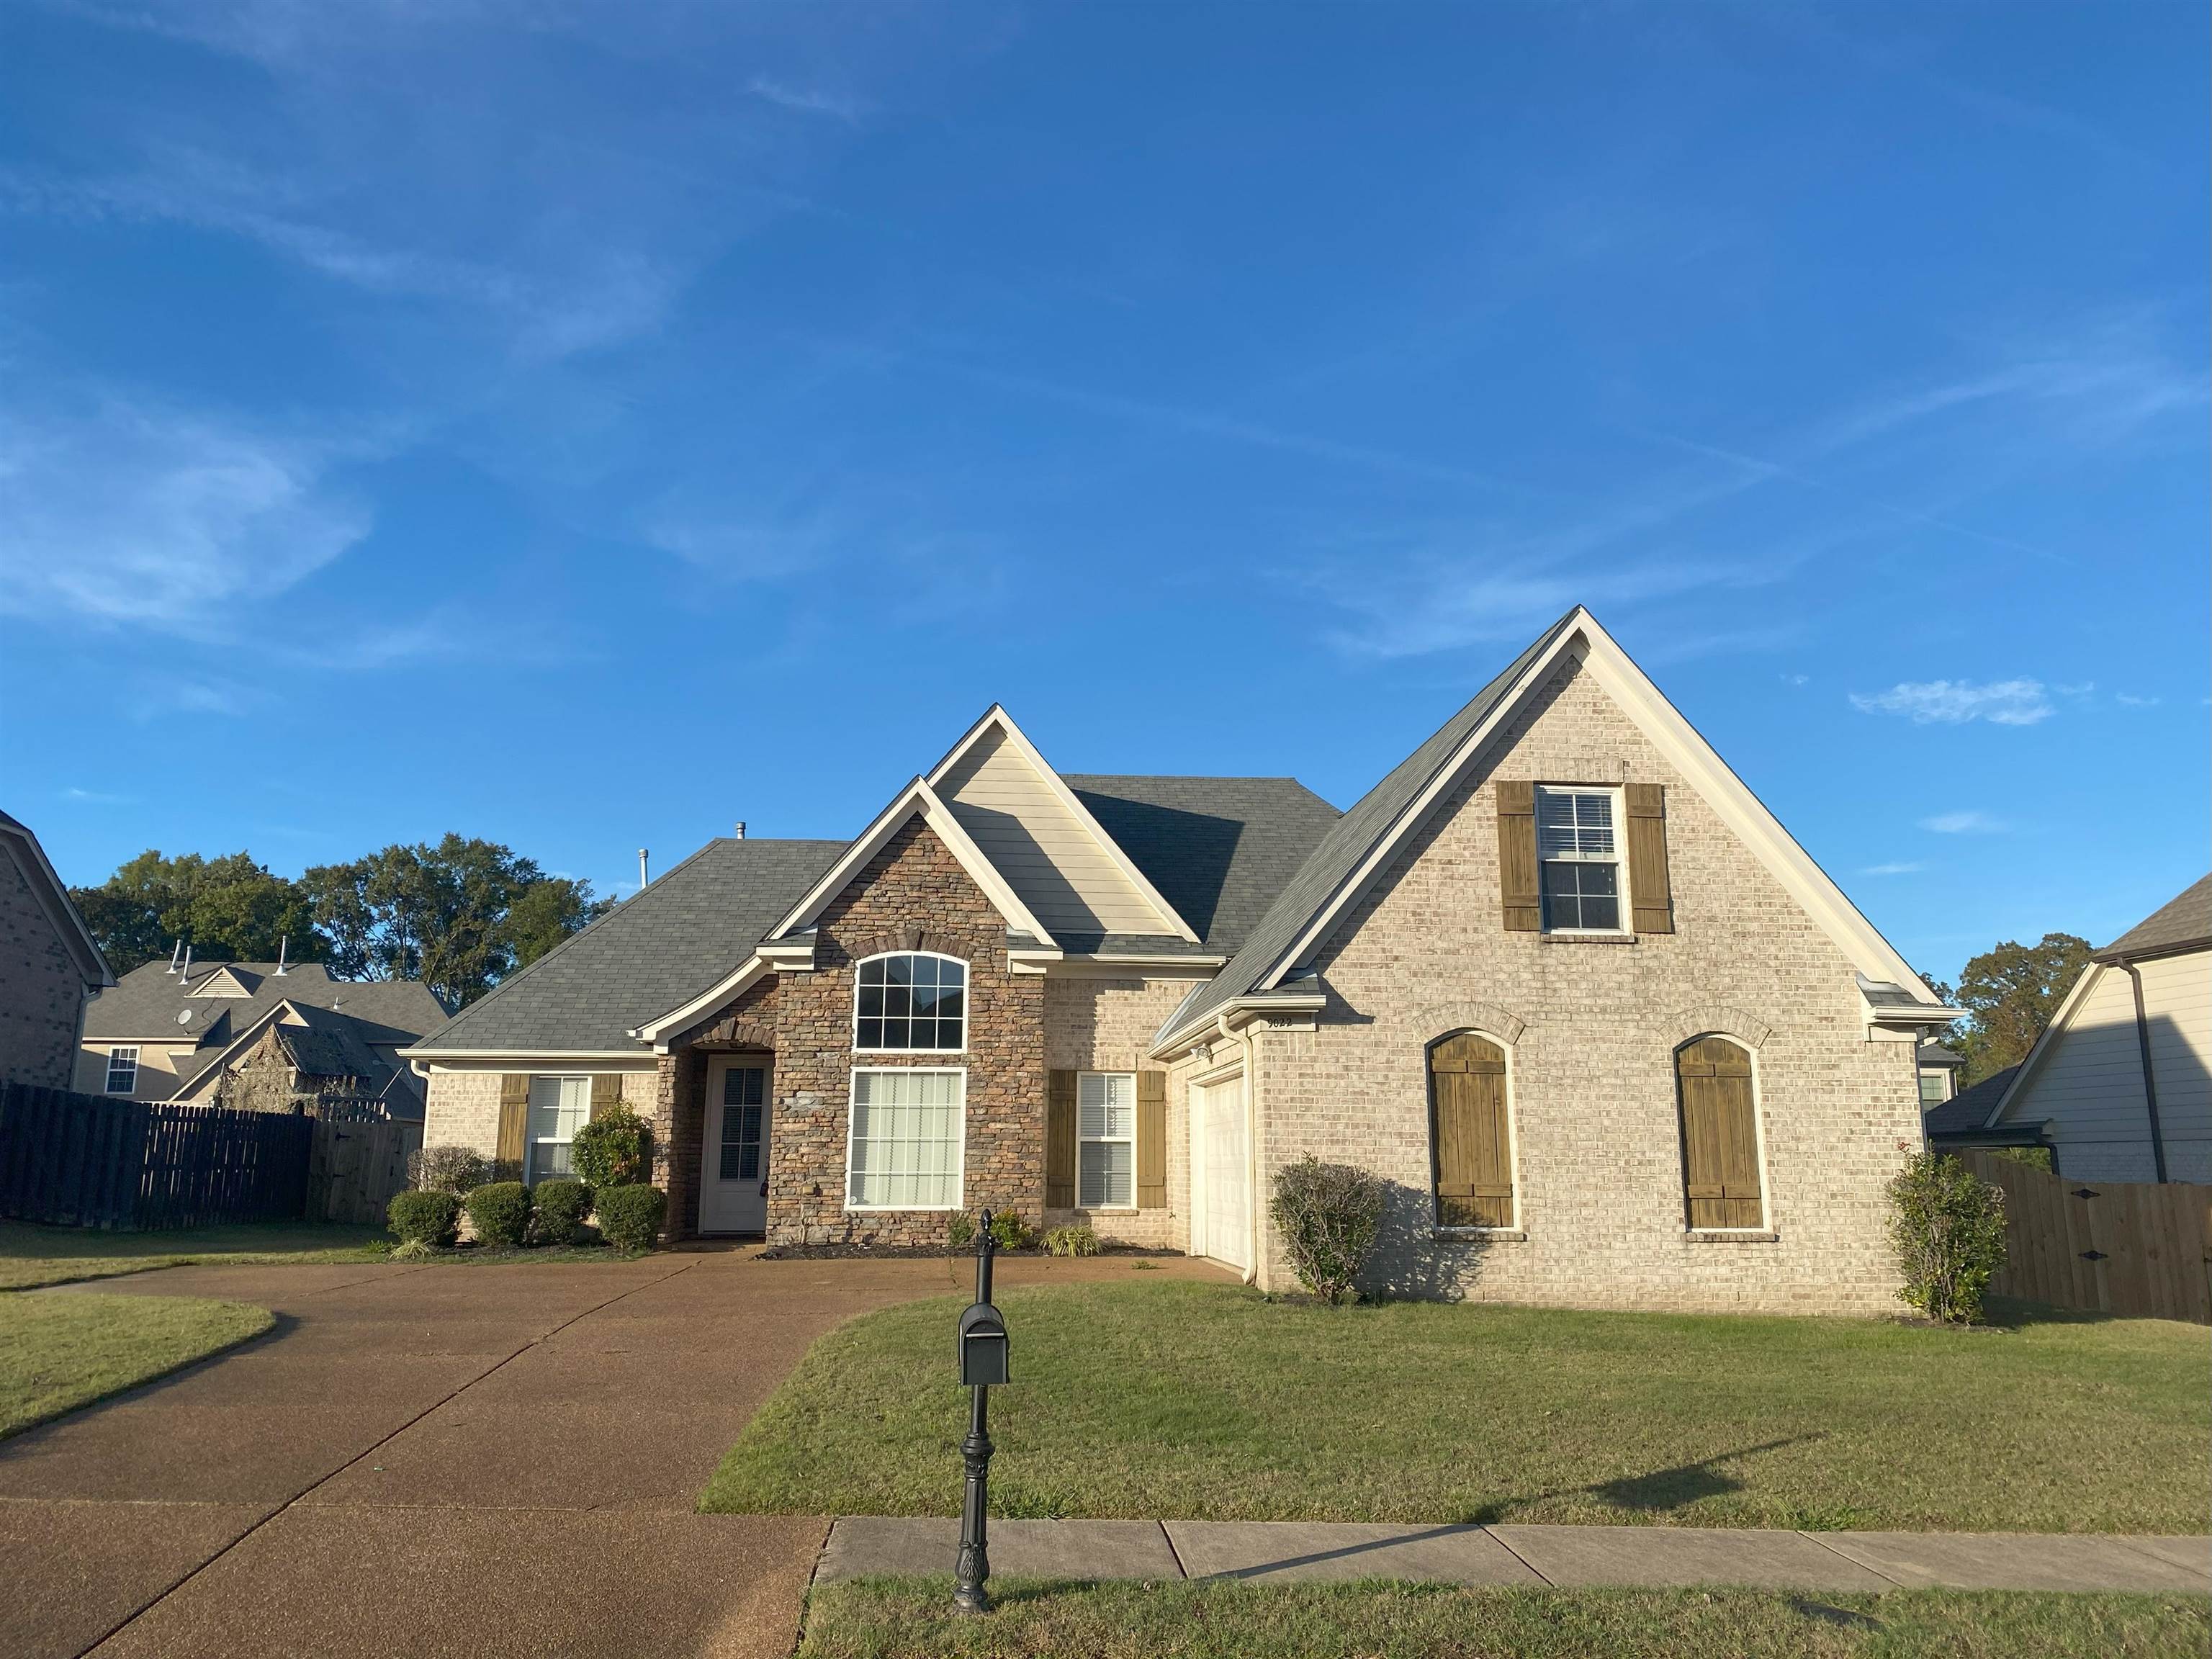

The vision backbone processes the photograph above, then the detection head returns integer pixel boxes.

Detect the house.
[405,608,1959,1313]
[79,959,450,1121]
[1916,1042,1964,1107]
[1956,874,2211,1182]
[0,810,114,1089]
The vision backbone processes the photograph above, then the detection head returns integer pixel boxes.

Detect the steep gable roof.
[0,808,112,989]
[2098,873,2212,961]
[1156,606,1948,1050]
[86,959,447,1045]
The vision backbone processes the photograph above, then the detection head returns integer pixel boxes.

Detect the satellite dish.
[177,1009,194,1025]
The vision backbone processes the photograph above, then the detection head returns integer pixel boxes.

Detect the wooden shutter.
[1496,781,1541,932]
[1136,1070,1167,1209]
[496,1074,531,1169]
[1430,1033,1514,1227]
[1626,783,1674,935]
[589,1074,621,1120]
[1046,1069,1077,1209]
[1676,1038,1762,1228]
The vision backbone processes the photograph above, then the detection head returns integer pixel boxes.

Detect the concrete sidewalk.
[818,1516,2212,1595]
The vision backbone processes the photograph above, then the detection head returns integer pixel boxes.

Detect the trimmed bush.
[595,1184,667,1254]
[465,1182,532,1249]
[387,1189,460,1248]
[1888,1151,2008,1324]
[946,1212,976,1251]
[986,1210,1034,1252]
[1269,1156,1385,1304]
[1043,1224,1100,1258]
[408,1144,487,1195]
[572,1105,650,1190]
[531,1178,595,1246]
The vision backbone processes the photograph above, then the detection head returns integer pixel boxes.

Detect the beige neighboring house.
[1960,874,2212,1183]
[406,608,1959,1314]
[79,959,450,1122]
[0,810,114,1089]
[1915,1042,1964,1107]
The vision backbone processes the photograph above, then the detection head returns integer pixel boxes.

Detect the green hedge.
[387,1189,461,1247]
[595,1184,666,1254]
[531,1179,595,1245]
[465,1182,532,1249]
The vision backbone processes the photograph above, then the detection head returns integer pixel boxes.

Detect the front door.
[701,1058,770,1234]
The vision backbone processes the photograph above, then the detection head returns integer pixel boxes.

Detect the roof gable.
[0,810,112,989]
[1157,607,1945,1050]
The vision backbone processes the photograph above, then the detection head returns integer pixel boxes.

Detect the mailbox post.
[953,1210,1007,1613]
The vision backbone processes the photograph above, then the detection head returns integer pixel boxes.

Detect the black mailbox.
[957,1302,1009,1388]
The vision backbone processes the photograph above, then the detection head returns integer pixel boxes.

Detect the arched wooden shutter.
[1676,1038,1763,1228]
[1430,1033,1514,1227]
[1046,1069,1077,1209]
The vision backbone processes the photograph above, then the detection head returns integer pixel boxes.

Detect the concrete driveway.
[1,1250,1232,1659]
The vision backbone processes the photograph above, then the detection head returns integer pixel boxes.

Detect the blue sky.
[1,1,2203,984]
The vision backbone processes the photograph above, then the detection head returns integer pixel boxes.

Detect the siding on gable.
[938,724,1172,936]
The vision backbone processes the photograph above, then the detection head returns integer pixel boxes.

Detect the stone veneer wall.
[765,816,1044,1247]
[1042,974,1195,1249]
[1255,655,1922,1316]
[0,842,90,1090]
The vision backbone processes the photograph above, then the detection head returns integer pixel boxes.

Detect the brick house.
[0,809,113,1089]
[406,609,1958,1313]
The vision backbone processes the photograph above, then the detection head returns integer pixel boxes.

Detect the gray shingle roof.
[1924,1065,2022,1138]
[1064,776,1343,953]
[2100,873,2212,960]
[1917,1043,1965,1070]
[409,837,846,1053]
[85,961,449,1046]
[1159,608,1582,1043]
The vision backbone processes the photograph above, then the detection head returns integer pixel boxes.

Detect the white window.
[1536,786,1625,932]
[104,1046,139,1094]
[854,953,967,1053]
[526,1075,591,1182]
[1919,1071,1949,1107]
[1078,1072,1136,1208]
[847,1068,964,1209]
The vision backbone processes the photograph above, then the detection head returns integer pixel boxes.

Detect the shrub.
[466,1182,532,1249]
[1269,1156,1385,1304]
[595,1184,667,1254]
[1043,1224,1100,1258]
[1888,1151,2008,1324]
[387,1189,461,1248]
[572,1105,650,1190]
[390,1238,436,1262]
[986,1210,1034,1252]
[946,1212,976,1251]
[530,1178,594,1246]
[408,1144,487,1195]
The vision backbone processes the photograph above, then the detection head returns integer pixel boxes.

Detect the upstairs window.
[855,953,966,1052]
[1536,786,1624,933]
[1918,1071,1948,1107]
[105,1046,140,1094]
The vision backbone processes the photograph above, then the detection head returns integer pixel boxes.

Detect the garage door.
[1197,1076,1250,1274]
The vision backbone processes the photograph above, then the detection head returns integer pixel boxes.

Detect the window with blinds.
[1077,1072,1136,1208]
[526,1075,591,1182]
[847,1068,964,1209]
[1536,786,1624,932]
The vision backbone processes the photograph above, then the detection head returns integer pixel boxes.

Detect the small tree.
[1887,1151,2008,1323]
[410,1145,488,1195]
[1269,1156,1385,1304]
[572,1104,649,1190]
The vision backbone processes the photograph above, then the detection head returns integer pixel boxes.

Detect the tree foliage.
[68,850,318,976]
[1887,1151,2008,1324]
[1944,933,2095,1083]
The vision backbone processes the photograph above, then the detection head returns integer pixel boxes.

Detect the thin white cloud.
[1849,679,2052,727]
[1861,861,1923,876]
[2116,693,2162,708]
[747,76,867,123]
[1781,673,1809,686]
[63,787,138,806]
[1921,811,2006,835]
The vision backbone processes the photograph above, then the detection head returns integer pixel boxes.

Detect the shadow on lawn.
[1460,1433,1830,1524]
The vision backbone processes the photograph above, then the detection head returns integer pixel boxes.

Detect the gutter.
[2109,955,2171,1184]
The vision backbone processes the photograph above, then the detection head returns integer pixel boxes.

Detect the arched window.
[1429,1032,1514,1228]
[1676,1036,1764,1228]
[854,953,967,1052]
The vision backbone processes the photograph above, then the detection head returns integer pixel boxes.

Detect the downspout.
[2113,957,2170,1184]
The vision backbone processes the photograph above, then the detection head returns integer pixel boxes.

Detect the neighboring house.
[0,810,114,1089]
[1963,874,2212,1183]
[1916,1042,1964,1107]
[405,608,1958,1313]
[80,960,450,1121]
[1922,1065,2028,1155]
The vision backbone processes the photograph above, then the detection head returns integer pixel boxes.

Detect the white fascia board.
[1258,608,1946,1012]
[1987,963,2102,1128]
[631,954,773,1046]
[1148,993,1328,1060]
[404,1050,658,1066]
[764,775,1058,949]
[927,705,1201,944]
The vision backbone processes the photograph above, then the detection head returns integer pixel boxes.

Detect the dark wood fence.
[1959,1149,2212,1325]
[0,1082,312,1231]
[306,1103,420,1225]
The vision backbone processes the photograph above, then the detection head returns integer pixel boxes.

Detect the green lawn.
[1,1292,274,1437]
[0,1219,388,1290]
[704,1281,2208,1534]
[799,1578,2208,1659]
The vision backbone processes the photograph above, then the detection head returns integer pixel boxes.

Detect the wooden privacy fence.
[0,1082,312,1231]
[1959,1149,2212,1324]
[306,1105,419,1225]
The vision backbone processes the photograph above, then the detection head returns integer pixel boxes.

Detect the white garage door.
[1197,1076,1250,1274]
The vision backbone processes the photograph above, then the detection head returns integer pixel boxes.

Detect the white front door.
[1195,1075,1250,1274]
[701,1058,770,1234]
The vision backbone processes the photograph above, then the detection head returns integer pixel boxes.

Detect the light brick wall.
[0,843,90,1090]
[1254,656,1922,1316]
[1044,974,1194,1248]
[421,1067,659,1166]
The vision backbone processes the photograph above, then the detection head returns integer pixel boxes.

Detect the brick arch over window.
[1407,1001,1528,1046]
[1666,1004,1772,1051]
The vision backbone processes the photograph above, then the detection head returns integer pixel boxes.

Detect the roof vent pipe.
[638,848,649,890]
[180,944,192,984]
[168,938,184,976]
[733,822,746,840]
[275,935,289,976]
